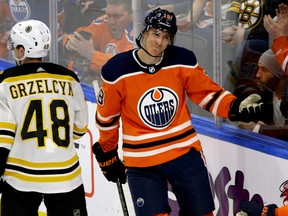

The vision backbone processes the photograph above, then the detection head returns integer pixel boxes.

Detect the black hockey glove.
[239,200,277,216]
[229,94,264,123]
[0,178,4,194]
[92,142,127,184]
[280,79,288,120]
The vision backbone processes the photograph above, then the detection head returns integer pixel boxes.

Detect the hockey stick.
[116,179,129,216]
[92,80,100,99]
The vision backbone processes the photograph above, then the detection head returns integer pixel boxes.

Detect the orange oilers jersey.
[272,36,288,74]
[96,45,236,168]
[0,63,88,193]
[275,205,288,216]
[67,16,134,73]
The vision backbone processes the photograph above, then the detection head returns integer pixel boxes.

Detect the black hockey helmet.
[143,8,178,36]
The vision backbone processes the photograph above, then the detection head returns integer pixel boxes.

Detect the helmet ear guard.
[8,19,51,60]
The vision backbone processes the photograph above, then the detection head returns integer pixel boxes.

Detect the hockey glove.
[0,178,4,194]
[239,200,277,216]
[229,94,264,123]
[280,79,288,119]
[92,142,127,184]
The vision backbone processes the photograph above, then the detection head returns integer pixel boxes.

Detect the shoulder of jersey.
[93,14,107,25]
[163,45,198,67]
[102,49,137,82]
[0,63,79,83]
[101,46,198,82]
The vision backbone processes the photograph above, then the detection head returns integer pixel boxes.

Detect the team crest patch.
[9,0,31,22]
[138,87,178,129]
[97,88,105,106]
[238,0,263,30]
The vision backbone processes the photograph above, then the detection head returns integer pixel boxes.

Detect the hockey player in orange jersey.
[93,8,266,216]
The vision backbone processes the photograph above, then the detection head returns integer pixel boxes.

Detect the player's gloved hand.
[92,142,127,184]
[229,94,264,122]
[239,200,277,216]
[280,79,288,120]
[0,178,4,194]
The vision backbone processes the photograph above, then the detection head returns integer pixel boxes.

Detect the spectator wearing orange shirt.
[0,0,12,59]
[63,0,133,84]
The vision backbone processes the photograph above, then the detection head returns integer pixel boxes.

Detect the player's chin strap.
[12,50,26,66]
[136,35,162,58]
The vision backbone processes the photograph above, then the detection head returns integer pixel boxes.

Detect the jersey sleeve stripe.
[0,137,14,145]
[204,90,223,111]
[0,122,16,130]
[211,91,231,116]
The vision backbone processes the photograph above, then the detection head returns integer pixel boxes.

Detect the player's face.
[256,64,279,91]
[142,28,172,56]
[106,4,132,39]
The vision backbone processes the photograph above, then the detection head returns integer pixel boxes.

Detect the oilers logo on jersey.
[138,87,178,129]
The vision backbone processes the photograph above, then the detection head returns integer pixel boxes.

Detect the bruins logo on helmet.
[229,0,263,30]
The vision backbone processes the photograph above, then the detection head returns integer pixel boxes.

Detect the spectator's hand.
[65,31,95,61]
[229,94,264,122]
[238,121,266,133]
[264,4,288,40]
[238,121,257,131]
[222,26,245,47]
[238,200,277,216]
[92,142,127,184]
[80,0,94,14]
[280,79,288,119]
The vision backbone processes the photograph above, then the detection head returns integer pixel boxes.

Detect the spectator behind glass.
[6,0,65,64]
[263,3,288,74]
[221,0,288,98]
[144,0,189,16]
[143,0,206,32]
[0,0,12,60]
[63,0,133,85]
[238,49,288,141]
[62,0,106,34]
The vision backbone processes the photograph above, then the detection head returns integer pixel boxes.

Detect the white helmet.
[8,19,51,60]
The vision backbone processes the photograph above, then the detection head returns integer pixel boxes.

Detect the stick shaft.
[116,179,129,216]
